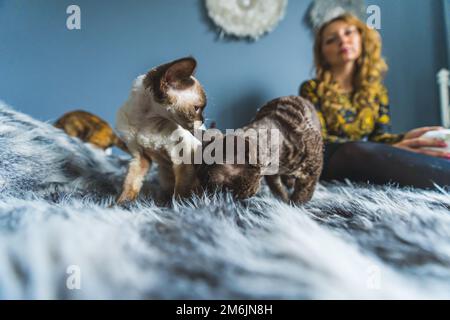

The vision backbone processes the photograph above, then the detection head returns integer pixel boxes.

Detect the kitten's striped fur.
[197,96,323,204]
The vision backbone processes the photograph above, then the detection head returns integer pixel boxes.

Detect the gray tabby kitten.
[197,96,323,204]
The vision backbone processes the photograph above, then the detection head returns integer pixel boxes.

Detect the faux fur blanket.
[1,101,450,299]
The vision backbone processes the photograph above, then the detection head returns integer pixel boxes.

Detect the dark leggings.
[321,142,450,189]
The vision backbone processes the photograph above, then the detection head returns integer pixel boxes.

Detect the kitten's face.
[200,164,262,200]
[197,134,262,200]
[143,57,206,131]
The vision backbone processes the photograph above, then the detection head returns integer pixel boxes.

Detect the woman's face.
[321,20,362,68]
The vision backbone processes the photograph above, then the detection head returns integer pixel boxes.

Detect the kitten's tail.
[112,134,129,154]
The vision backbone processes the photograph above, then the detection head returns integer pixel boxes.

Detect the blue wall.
[0,0,447,133]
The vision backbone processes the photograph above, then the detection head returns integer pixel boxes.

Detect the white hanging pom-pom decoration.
[307,0,365,31]
[205,0,288,40]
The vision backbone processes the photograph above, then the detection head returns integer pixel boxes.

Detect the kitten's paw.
[171,127,202,151]
[115,191,138,207]
[170,128,202,164]
[173,190,194,202]
[289,193,312,206]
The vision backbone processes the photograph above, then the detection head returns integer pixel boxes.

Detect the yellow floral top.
[300,79,404,144]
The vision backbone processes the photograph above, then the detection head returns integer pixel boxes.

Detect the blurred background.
[0,0,448,132]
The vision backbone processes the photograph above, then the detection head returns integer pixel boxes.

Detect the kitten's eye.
[194,106,201,112]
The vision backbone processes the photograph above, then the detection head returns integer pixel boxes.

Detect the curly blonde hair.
[313,14,388,135]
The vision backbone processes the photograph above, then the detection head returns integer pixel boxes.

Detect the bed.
[0,101,450,299]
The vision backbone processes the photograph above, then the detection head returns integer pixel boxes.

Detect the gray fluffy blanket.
[1,101,450,299]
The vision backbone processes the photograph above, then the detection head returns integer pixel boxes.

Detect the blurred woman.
[300,14,450,188]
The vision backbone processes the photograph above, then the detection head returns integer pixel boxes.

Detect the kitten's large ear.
[163,57,197,87]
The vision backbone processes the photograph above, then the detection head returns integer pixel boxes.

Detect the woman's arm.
[393,127,450,158]
[368,104,404,144]
[368,88,449,158]
[368,86,404,144]
[369,89,446,155]
[300,80,349,143]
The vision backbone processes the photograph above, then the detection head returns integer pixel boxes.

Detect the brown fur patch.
[143,57,197,103]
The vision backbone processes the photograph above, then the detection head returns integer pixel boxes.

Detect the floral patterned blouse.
[300,79,404,144]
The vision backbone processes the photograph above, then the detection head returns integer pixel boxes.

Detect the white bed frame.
[438,68,450,128]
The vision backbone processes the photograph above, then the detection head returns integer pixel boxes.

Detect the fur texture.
[1,102,450,299]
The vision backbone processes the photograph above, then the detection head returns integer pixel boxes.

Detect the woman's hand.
[402,126,444,140]
[393,126,450,159]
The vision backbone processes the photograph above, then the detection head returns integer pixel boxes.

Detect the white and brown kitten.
[115,57,206,204]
